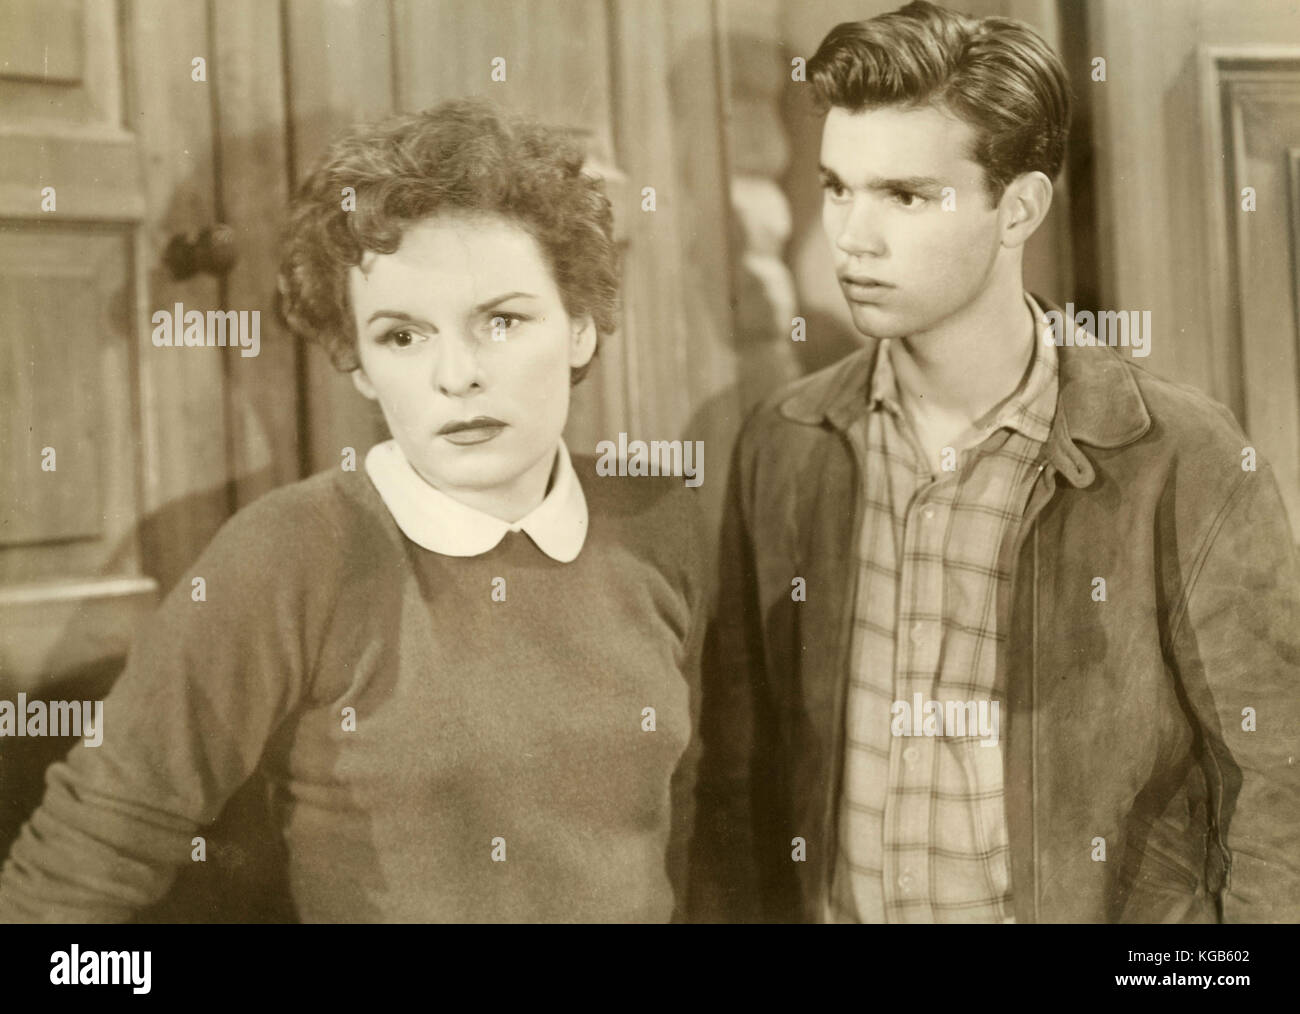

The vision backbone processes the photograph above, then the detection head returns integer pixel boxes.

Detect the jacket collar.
[777,293,1152,488]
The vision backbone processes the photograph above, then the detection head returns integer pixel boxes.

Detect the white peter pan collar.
[364,438,588,562]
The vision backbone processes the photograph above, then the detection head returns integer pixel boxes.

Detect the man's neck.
[889,273,1037,429]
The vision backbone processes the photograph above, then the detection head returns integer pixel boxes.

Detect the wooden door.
[0,0,203,842]
[0,0,298,918]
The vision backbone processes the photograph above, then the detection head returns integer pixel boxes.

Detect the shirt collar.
[778,293,1151,490]
[364,439,589,561]
[867,292,1059,444]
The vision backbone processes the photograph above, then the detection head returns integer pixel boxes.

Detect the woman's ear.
[351,367,378,400]
[569,314,597,370]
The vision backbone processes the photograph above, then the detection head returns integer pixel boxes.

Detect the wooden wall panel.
[128,0,231,590]
[0,228,128,556]
[284,0,394,477]
[607,0,736,517]
[0,0,120,126]
[393,0,614,152]
[1208,58,1300,534]
[1089,1,1300,539]
[212,0,300,508]
[0,1,168,688]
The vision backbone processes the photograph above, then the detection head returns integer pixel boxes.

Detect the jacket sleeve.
[1169,462,1300,922]
[0,495,325,923]
[687,426,776,922]
[665,486,707,923]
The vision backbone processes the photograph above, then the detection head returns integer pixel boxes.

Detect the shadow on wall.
[677,30,862,471]
[0,472,297,925]
[0,170,301,922]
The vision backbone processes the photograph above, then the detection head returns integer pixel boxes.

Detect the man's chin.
[846,302,910,341]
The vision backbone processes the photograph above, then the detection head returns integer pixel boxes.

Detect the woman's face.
[349,212,596,522]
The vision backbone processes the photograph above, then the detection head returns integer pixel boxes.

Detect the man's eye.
[892,190,925,208]
[822,180,848,200]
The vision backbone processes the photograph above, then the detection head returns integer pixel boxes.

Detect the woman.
[0,99,702,923]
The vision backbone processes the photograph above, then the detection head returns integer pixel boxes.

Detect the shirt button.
[898,871,915,893]
[922,506,936,521]
[910,622,925,646]
[903,745,920,765]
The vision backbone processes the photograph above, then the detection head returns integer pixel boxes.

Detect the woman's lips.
[438,417,507,446]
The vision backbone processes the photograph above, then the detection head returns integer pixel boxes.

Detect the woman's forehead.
[351,214,555,305]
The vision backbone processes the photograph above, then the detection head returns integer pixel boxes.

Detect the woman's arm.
[0,489,334,922]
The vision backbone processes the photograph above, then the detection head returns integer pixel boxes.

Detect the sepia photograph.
[0,0,1296,995]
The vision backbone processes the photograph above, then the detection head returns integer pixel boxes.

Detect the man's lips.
[840,276,894,301]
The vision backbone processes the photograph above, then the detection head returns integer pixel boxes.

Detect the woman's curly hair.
[277,98,619,382]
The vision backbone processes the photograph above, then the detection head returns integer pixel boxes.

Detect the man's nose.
[836,198,887,258]
[433,332,483,397]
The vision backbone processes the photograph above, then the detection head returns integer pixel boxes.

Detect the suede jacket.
[688,297,1300,923]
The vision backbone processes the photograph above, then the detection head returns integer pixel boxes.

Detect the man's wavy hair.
[277,98,619,383]
[807,0,1071,204]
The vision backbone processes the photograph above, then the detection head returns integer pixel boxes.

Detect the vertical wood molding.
[1197,45,1248,421]
[126,0,231,584]
[606,0,736,516]
[1196,46,1300,535]
[283,0,394,476]
[212,0,300,506]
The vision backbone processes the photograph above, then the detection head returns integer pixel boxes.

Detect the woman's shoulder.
[196,466,397,574]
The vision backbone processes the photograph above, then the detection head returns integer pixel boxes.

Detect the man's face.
[348,212,594,510]
[819,103,1004,341]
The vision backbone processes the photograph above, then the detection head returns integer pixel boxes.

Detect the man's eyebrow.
[817,167,946,192]
[869,175,945,191]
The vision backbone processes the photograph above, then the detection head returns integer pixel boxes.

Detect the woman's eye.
[382,328,424,349]
[487,313,526,339]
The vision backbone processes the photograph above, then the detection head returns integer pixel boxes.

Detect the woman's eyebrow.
[365,309,422,326]
[473,291,538,312]
[364,292,538,326]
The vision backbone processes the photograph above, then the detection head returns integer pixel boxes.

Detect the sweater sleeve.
[0,488,335,923]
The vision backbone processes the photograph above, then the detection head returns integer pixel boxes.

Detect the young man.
[689,0,1299,923]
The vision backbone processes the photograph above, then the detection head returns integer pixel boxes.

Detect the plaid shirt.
[827,295,1059,923]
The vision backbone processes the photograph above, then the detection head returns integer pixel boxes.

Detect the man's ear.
[351,367,378,400]
[1000,171,1053,249]
[569,314,597,370]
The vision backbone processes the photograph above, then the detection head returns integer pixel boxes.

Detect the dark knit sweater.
[0,458,703,922]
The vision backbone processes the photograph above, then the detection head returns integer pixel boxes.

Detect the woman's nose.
[433,333,483,396]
